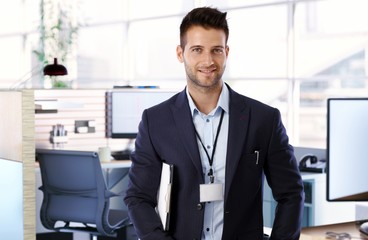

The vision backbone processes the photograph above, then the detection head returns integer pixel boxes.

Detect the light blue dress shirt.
[186,84,229,240]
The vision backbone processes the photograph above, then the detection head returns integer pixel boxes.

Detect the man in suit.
[124,7,304,240]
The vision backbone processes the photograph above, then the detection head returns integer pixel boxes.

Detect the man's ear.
[176,45,184,63]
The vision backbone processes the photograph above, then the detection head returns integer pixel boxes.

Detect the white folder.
[156,162,174,231]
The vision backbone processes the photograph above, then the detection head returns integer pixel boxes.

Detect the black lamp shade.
[43,58,68,76]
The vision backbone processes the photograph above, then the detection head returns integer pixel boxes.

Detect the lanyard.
[194,109,225,183]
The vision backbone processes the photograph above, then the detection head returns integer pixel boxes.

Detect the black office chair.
[36,149,131,239]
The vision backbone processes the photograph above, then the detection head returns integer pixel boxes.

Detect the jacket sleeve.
[265,109,305,240]
[124,110,175,240]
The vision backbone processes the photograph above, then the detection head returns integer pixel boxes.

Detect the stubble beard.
[185,63,226,92]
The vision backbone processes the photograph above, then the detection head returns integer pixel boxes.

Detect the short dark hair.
[179,7,229,48]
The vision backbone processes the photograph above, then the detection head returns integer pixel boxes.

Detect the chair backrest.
[36,148,126,236]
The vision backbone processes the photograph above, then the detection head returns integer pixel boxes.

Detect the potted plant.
[33,0,79,88]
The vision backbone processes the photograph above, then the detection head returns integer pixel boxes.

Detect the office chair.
[36,149,131,240]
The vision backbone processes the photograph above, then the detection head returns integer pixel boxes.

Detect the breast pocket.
[243,150,263,168]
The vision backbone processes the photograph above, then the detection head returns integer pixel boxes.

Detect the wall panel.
[34,89,130,152]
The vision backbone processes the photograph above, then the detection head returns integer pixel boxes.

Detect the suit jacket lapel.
[224,88,251,200]
[169,86,251,190]
[170,89,204,182]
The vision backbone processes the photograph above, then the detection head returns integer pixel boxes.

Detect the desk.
[101,160,131,189]
[264,173,356,228]
[99,159,131,168]
[300,221,368,240]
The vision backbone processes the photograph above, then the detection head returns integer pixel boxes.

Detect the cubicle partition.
[0,90,35,240]
[0,158,23,239]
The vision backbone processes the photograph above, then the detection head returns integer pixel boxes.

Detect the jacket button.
[197,203,203,210]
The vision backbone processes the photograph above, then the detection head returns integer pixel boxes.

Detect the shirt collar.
[186,83,230,117]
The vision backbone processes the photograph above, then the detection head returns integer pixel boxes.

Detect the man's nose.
[202,51,214,65]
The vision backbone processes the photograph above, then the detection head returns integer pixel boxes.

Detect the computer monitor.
[326,98,368,234]
[106,89,177,139]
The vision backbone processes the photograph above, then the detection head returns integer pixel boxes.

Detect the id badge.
[199,183,224,202]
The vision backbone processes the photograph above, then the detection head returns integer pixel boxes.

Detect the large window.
[294,0,368,147]
[1,0,367,148]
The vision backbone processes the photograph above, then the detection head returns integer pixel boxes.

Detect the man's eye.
[213,49,223,54]
[192,48,202,53]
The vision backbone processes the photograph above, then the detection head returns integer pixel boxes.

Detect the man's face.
[176,26,229,90]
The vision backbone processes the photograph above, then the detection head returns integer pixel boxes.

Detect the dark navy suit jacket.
[124,84,304,240]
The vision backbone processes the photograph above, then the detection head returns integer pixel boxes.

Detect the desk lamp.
[9,58,68,89]
[43,58,68,76]
[43,58,68,88]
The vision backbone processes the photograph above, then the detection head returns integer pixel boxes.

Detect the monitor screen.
[106,89,177,139]
[327,98,368,201]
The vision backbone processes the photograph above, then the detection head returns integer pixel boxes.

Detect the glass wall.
[0,0,367,148]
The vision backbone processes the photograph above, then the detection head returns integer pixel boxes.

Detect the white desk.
[100,159,131,168]
[263,172,356,228]
[300,221,368,240]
